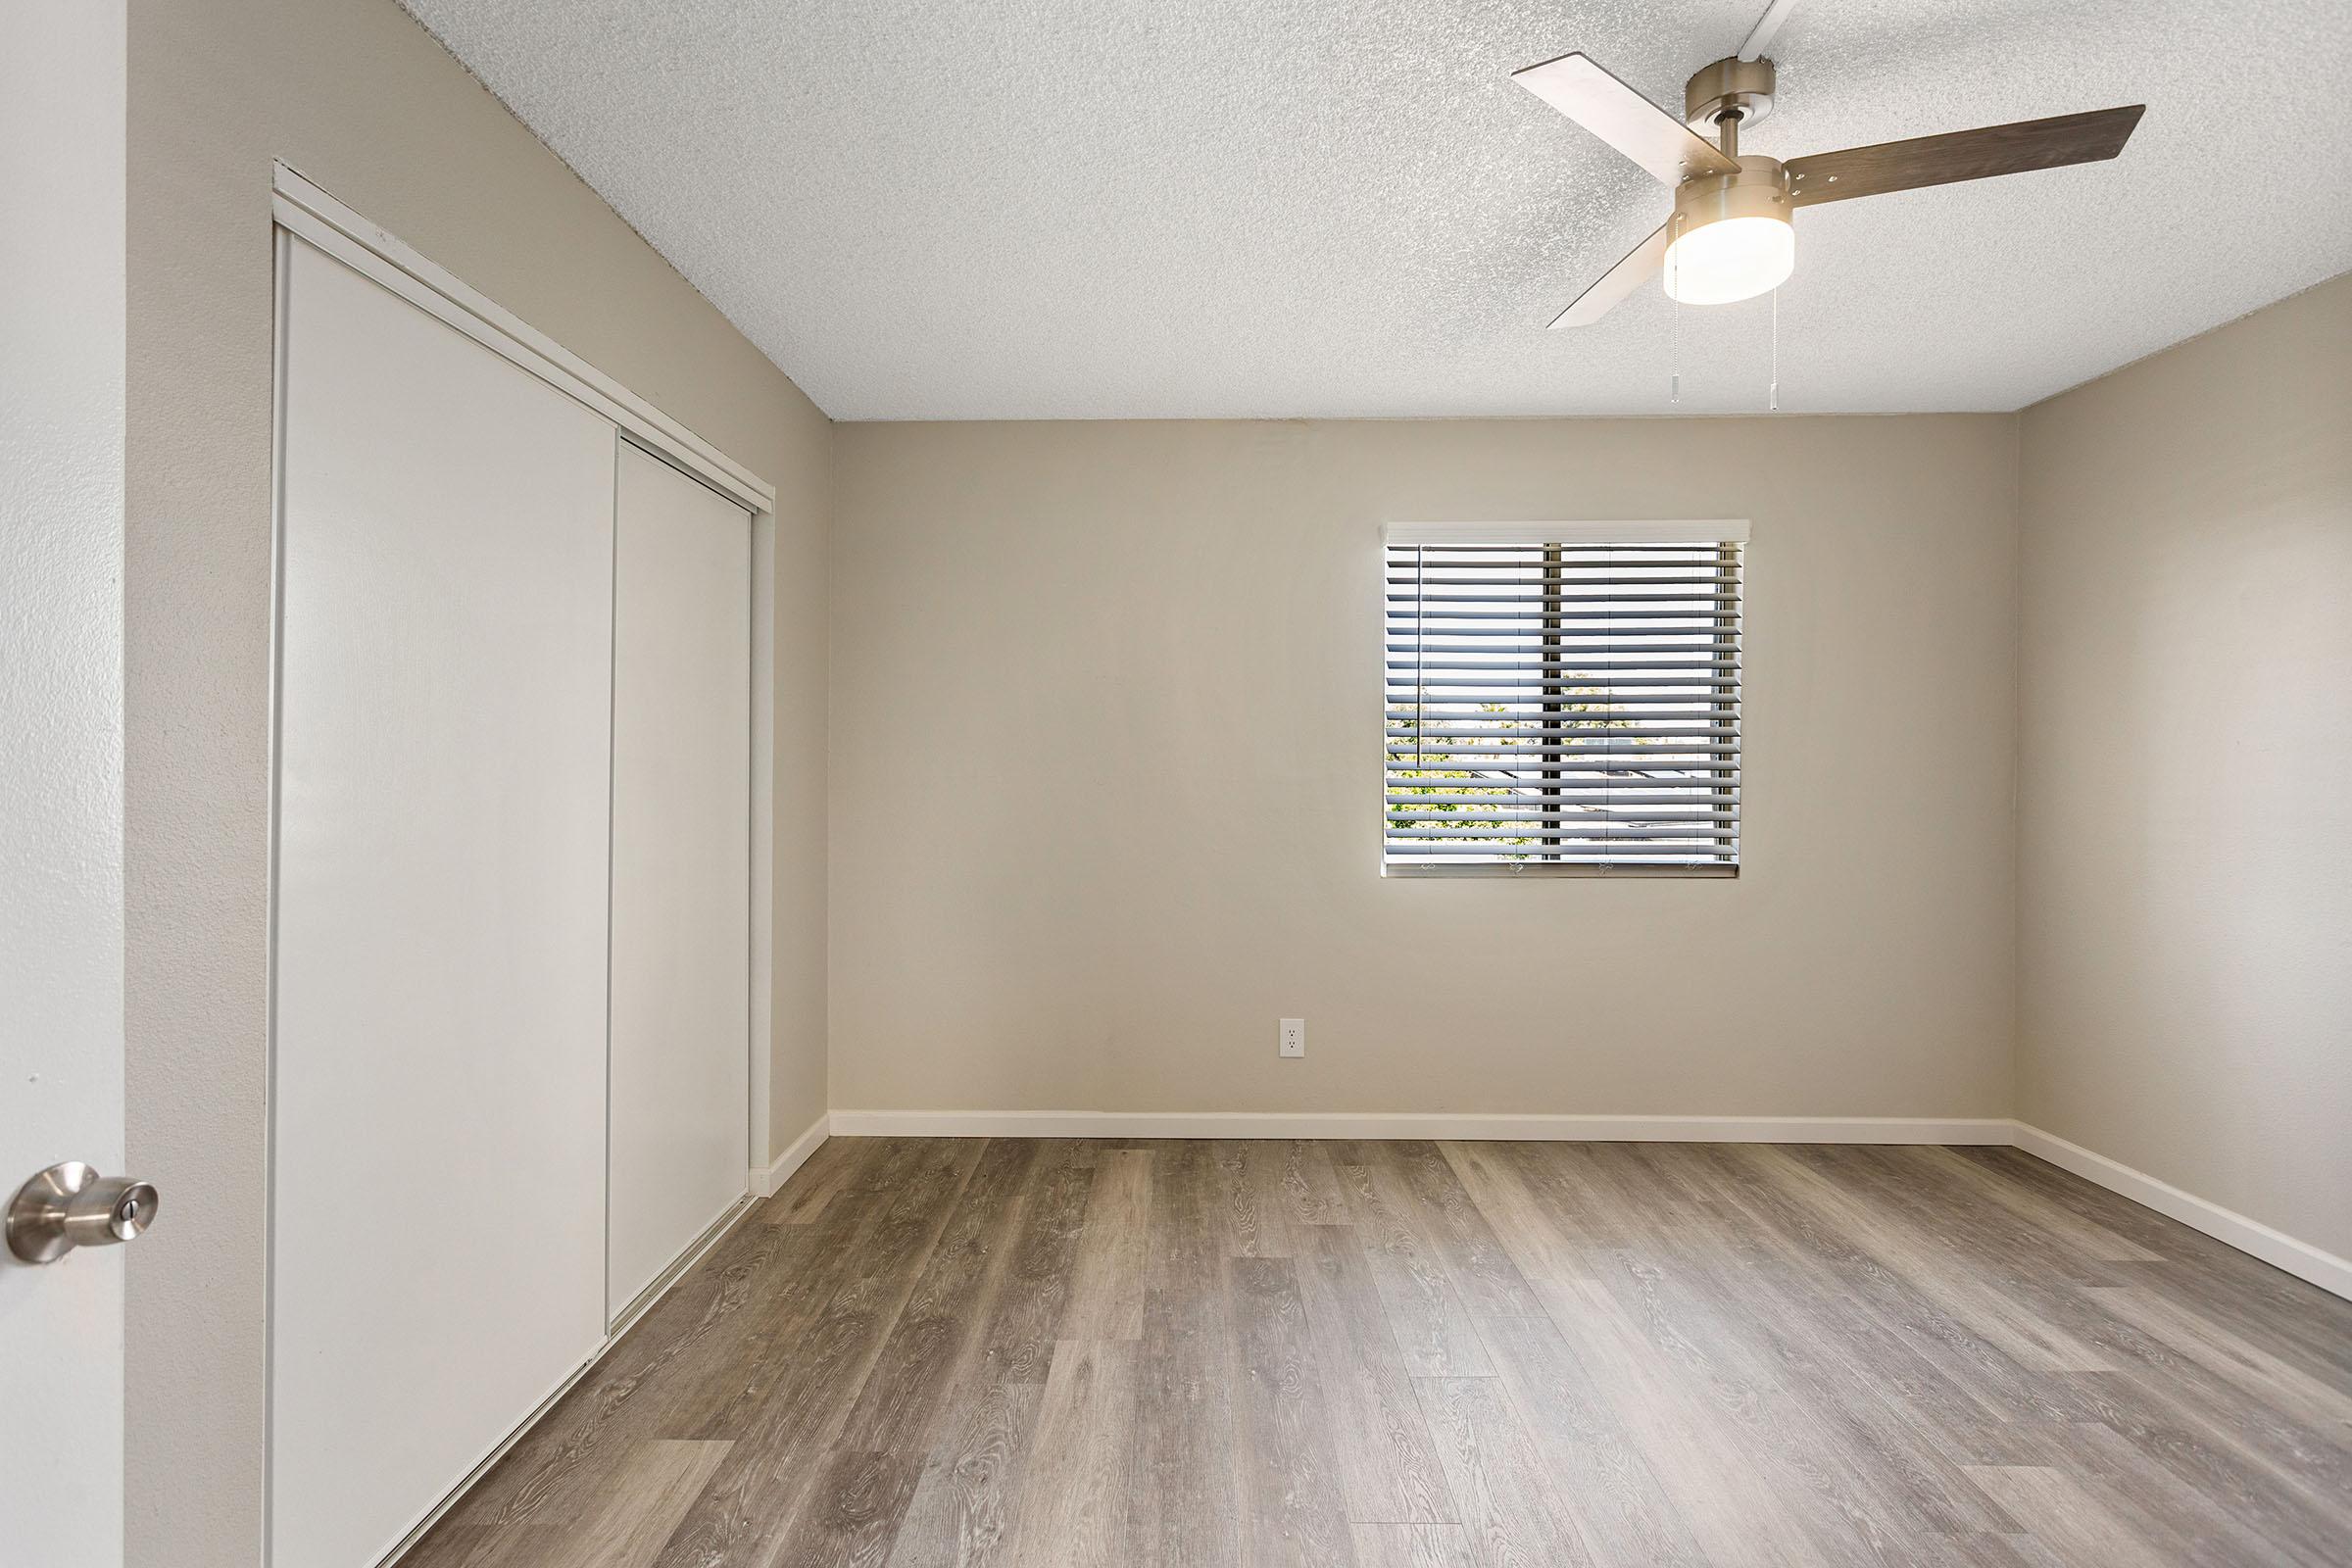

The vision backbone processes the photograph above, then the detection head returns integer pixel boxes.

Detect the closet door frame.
[266,165,778,1567]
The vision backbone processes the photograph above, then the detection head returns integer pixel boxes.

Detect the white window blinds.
[1384,523,1745,876]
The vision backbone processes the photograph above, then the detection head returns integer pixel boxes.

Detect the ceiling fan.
[1516,0,2146,326]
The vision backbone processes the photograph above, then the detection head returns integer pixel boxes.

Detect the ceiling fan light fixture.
[1662,152,1795,306]
[1663,211,1794,305]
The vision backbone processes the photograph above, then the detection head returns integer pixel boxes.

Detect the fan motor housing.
[1670,153,1790,233]
[1686,55,1776,132]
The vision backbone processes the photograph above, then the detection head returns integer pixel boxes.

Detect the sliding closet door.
[272,235,613,1568]
[607,444,752,1320]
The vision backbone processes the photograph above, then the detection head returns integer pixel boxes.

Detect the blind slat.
[1389,701,1739,710]
[1390,770,1737,780]
[1388,818,1740,830]
[1383,542,1740,554]
[1389,660,1738,671]
[1388,792,1732,805]
[1385,571,1733,582]
[1388,668,1740,678]
[1373,649,1749,658]
[1388,611,1739,625]
[1386,832,1737,845]
[1386,628,1739,640]
[1391,740,1737,754]
[1385,843,1736,858]
[1386,593,1739,607]
[1385,811,1740,820]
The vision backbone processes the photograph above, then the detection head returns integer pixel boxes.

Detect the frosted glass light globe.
[1663,214,1794,306]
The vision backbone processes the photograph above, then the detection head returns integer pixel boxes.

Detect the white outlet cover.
[1280,1018,1305,1057]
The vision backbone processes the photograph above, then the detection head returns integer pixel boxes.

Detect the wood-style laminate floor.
[401,1139,2352,1568]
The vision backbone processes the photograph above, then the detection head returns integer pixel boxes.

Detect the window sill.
[1382,861,1739,879]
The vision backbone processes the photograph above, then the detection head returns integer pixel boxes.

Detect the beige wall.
[829,416,2021,1120]
[2017,273,2352,1263]
[124,1,829,1561]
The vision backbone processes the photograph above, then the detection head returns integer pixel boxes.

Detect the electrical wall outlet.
[1279,1018,1305,1057]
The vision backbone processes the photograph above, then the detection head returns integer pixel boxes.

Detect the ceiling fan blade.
[1738,0,1802,62]
[1513,52,1740,186]
[1546,222,1670,328]
[1786,104,2144,206]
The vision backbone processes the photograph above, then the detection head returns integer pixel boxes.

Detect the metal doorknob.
[6,1161,160,1264]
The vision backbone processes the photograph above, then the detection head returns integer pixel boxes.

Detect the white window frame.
[1381,520,1749,879]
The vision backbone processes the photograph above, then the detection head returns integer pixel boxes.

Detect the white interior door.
[608,443,752,1320]
[0,7,127,1563]
[271,234,614,1568]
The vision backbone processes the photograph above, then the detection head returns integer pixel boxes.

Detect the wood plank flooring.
[398,1140,2352,1568]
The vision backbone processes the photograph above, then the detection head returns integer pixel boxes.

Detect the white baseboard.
[750,1112,832,1199]
[825,1109,2015,1144]
[2010,1123,2351,1300]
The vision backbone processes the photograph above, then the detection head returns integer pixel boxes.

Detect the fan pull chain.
[1769,287,1780,412]
[1670,298,1682,406]
[1668,214,1682,405]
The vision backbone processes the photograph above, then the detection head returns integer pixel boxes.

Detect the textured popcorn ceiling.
[399,0,2351,419]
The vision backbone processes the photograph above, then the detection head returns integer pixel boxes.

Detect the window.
[1383,521,1745,877]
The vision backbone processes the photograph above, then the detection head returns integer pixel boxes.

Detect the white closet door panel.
[272,235,613,1568]
[608,444,752,1320]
